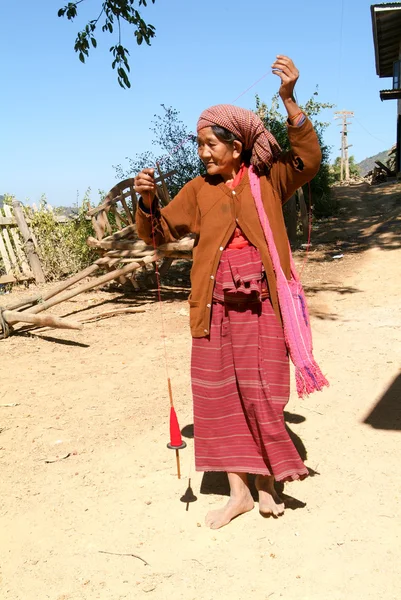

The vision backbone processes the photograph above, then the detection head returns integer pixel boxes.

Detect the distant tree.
[58,0,156,89]
[114,104,205,198]
[255,89,336,217]
[330,156,360,182]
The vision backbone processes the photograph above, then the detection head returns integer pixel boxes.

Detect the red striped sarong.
[191,247,309,482]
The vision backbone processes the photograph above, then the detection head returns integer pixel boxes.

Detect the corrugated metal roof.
[371,3,401,8]
[371,3,401,77]
[380,88,401,100]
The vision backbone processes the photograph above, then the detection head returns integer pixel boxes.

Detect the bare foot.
[205,493,254,530]
[255,475,285,517]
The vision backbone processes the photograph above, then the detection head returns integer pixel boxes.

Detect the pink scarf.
[249,165,329,398]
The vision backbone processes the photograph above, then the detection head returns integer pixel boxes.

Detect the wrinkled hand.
[134,168,156,208]
[271,55,299,102]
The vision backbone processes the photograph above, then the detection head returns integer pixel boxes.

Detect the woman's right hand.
[134,168,156,208]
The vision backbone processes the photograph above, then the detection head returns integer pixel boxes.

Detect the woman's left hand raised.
[271,55,299,102]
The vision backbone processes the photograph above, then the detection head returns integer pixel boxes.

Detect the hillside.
[357,148,392,176]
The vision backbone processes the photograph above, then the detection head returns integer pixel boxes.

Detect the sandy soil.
[1,182,400,600]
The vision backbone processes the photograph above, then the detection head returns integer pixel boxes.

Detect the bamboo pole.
[6,236,194,314]
[120,197,134,224]
[86,236,149,251]
[5,255,119,311]
[158,240,194,253]
[87,236,195,254]
[104,249,155,258]
[91,215,104,241]
[2,310,82,330]
[102,224,137,241]
[110,205,123,229]
[25,254,158,315]
[104,250,191,260]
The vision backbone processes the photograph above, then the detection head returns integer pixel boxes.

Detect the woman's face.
[197,127,242,180]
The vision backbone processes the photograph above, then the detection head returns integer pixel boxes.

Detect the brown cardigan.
[136,118,322,337]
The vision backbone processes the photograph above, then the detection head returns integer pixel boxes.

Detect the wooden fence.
[0,201,68,285]
[0,203,35,284]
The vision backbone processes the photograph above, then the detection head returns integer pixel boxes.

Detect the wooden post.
[297,188,309,242]
[12,200,45,283]
[334,111,354,182]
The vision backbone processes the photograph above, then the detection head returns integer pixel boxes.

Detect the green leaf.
[62,0,159,89]
[118,67,131,88]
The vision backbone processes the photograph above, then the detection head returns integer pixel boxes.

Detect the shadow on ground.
[185,413,310,510]
[305,181,401,262]
[363,372,401,431]
[13,331,90,348]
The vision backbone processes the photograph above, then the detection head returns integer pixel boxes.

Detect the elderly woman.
[134,56,322,530]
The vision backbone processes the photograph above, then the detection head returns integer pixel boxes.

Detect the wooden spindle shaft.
[175,449,181,479]
[167,377,174,407]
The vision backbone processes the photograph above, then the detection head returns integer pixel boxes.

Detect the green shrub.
[255,90,337,218]
[30,194,96,281]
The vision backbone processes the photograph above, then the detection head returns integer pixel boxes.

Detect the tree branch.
[58,0,156,88]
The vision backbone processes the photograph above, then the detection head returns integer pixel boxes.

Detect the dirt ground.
[1,181,400,600]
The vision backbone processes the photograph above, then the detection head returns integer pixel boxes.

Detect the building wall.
[398,43,401,175]
[398,42,401,117]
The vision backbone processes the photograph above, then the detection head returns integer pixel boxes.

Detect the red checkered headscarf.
[197,104,281,171]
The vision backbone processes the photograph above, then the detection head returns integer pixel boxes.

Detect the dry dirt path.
[1,183,400,600]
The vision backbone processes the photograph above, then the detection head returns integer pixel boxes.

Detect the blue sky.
[0,0,397,207]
